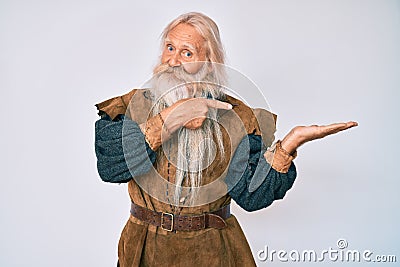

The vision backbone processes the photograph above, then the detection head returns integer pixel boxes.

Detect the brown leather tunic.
[96,89,279,267]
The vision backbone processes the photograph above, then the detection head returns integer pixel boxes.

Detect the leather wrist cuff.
[144,114,164,151]
[264,140,297,173]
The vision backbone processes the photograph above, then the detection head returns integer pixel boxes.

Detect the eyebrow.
[165,38,197,52]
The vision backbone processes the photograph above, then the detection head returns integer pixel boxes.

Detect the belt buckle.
[161,212,174,232]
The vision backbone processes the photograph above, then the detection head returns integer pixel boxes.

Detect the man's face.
[161,23,207,74]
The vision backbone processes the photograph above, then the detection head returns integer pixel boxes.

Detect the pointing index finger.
[205,99,233,110]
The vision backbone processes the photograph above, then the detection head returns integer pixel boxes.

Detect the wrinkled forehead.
[165,23,206,51]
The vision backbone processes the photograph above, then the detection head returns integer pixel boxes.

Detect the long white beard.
[150,62,226,206]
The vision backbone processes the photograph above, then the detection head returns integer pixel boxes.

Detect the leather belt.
[130,202,231,232]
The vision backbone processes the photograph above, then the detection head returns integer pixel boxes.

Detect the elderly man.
[95,12,357,266]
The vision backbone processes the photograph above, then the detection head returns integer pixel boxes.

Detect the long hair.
[151,13,228,206]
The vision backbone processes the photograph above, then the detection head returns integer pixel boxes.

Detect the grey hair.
[160,12,225,64]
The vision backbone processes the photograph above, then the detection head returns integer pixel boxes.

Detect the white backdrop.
[1,0,399,266]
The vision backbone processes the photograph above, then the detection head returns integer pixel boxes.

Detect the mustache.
[153,62,210,83]
[153,63,174,74]
[153,63,189,78]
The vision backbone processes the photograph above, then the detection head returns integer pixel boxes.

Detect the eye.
[183,50,192,58]
[167,45,174,52]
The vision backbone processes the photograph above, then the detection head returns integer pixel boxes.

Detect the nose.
[168,53,181,67]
